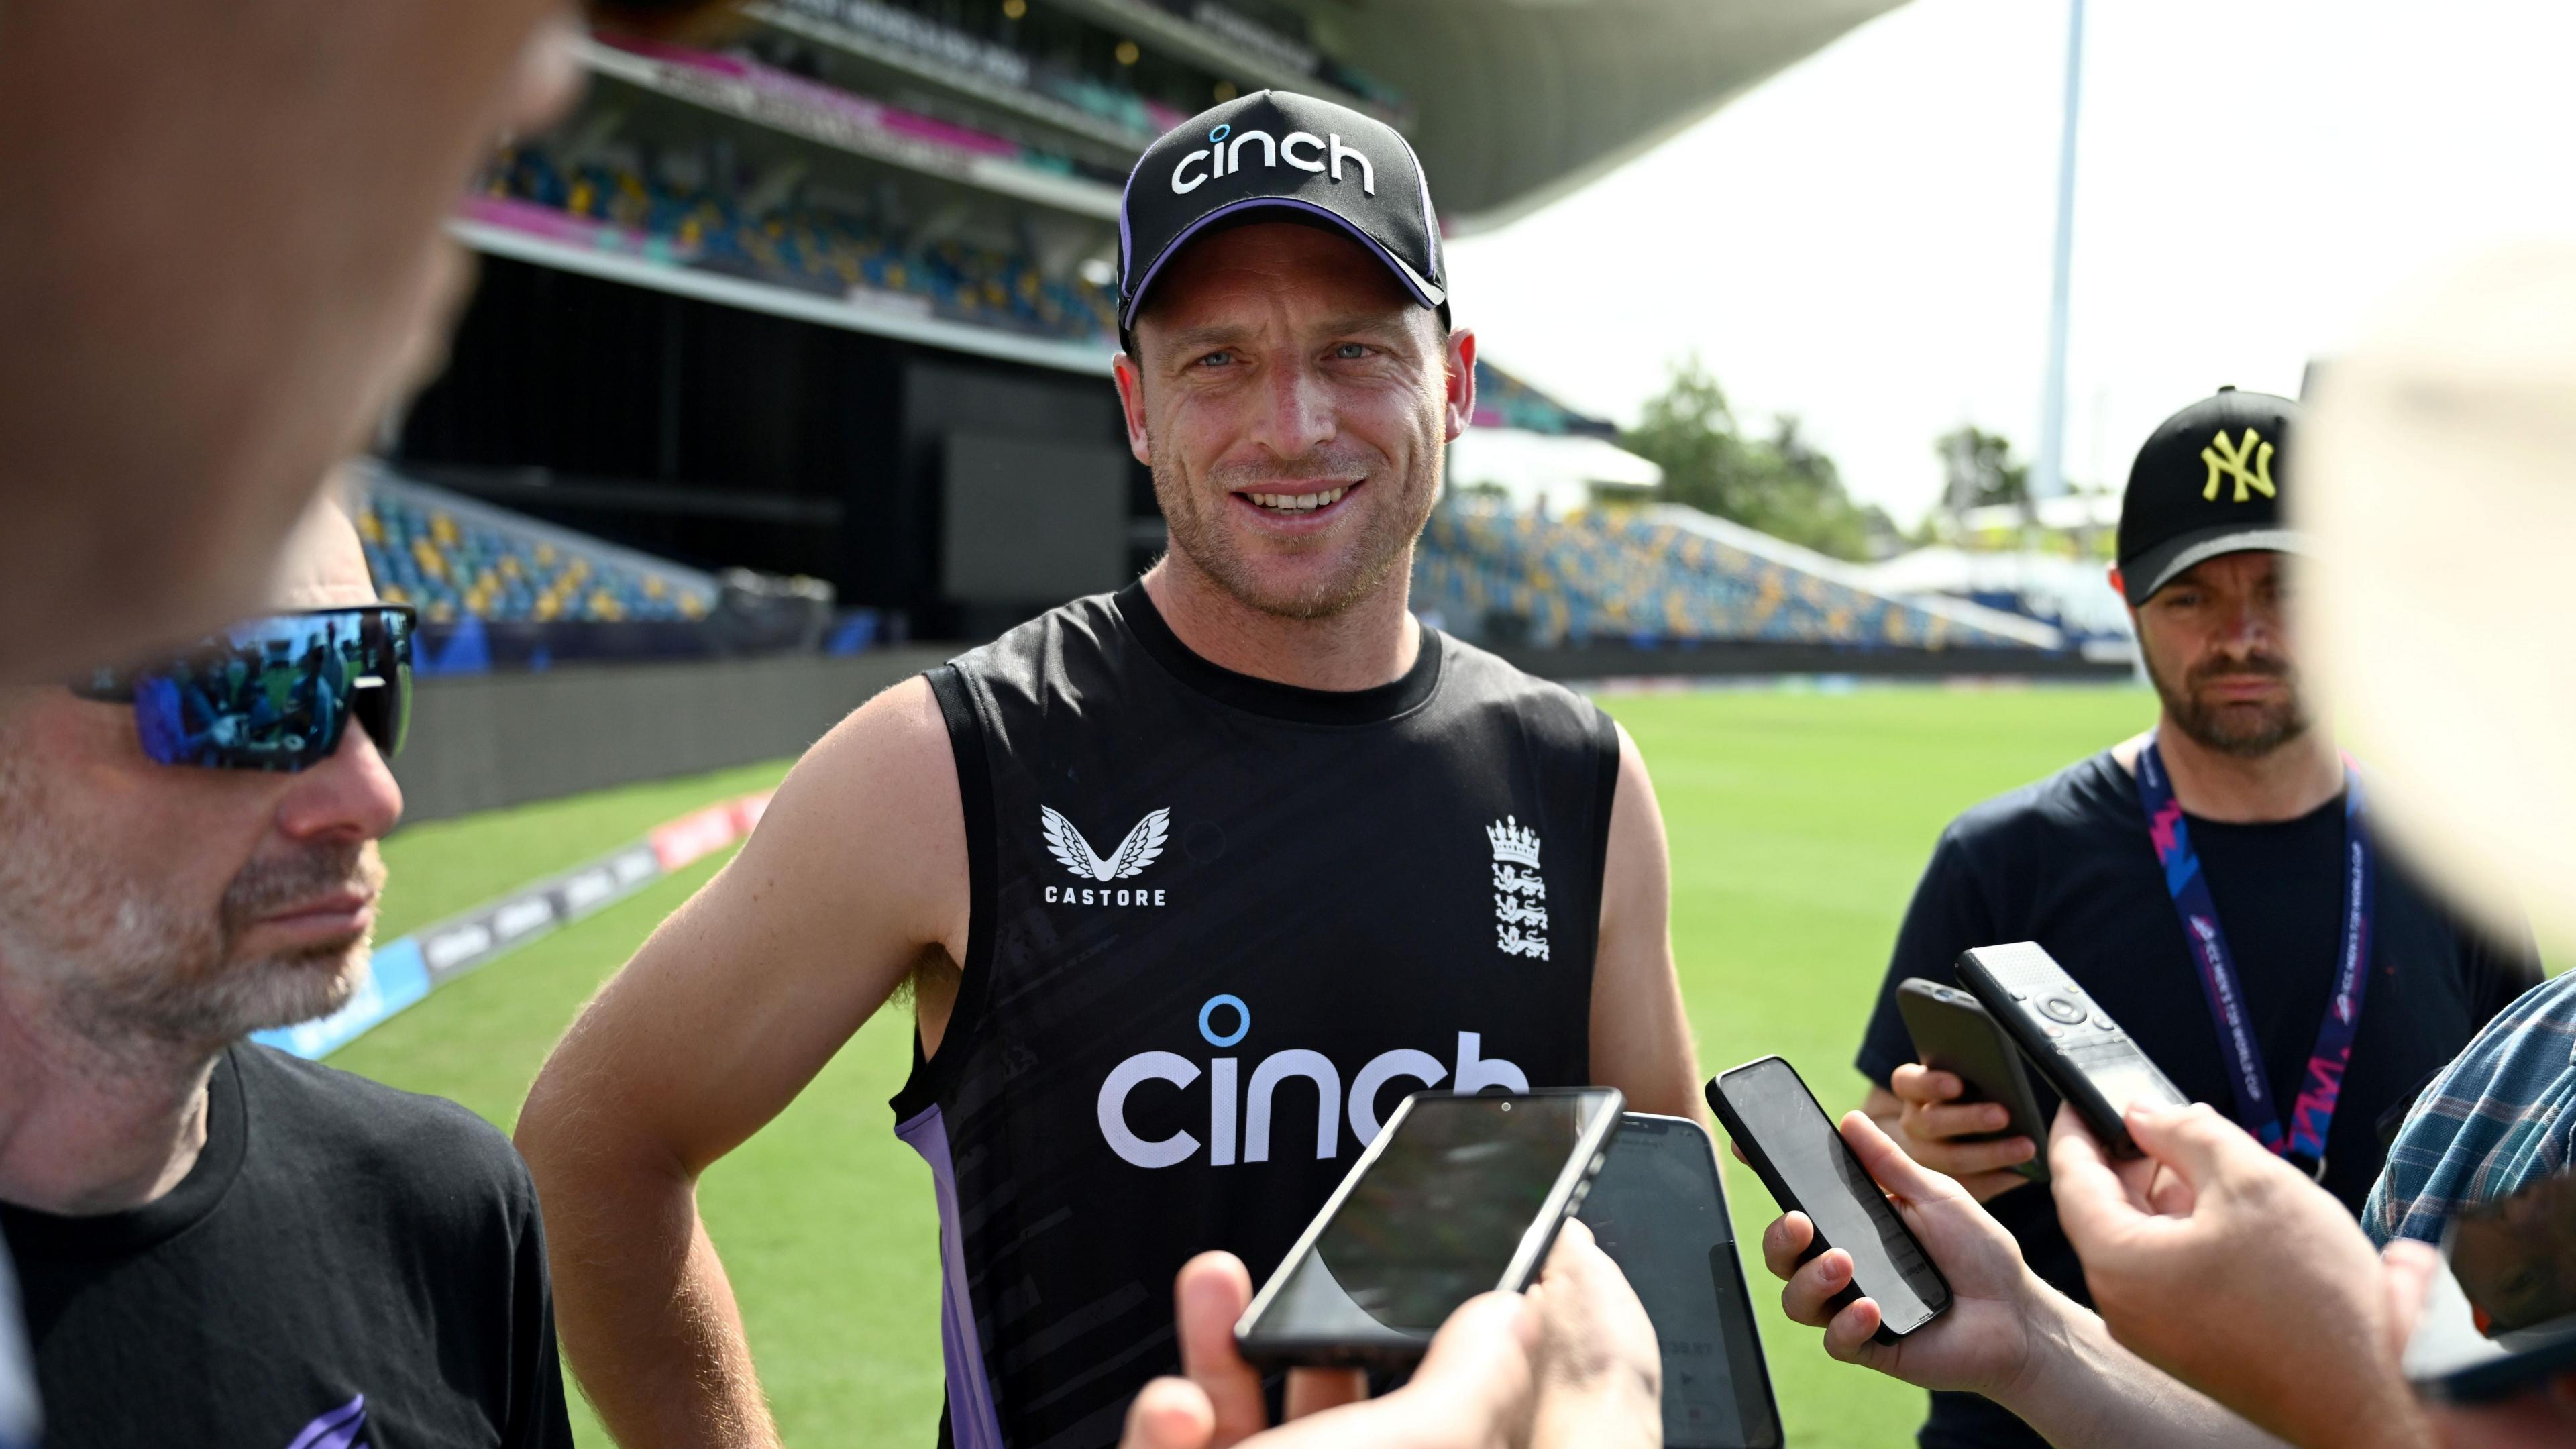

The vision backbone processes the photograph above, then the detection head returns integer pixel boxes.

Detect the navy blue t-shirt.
[1856,749,2540,1449]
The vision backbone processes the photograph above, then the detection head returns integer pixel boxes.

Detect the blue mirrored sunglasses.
[69,606,415,772]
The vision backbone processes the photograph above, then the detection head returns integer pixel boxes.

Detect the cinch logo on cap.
[1170,123,1376,197]
[2201,427,2277,502]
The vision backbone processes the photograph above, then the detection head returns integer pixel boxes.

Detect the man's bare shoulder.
[726,674,967,947]
[792,673,955,799]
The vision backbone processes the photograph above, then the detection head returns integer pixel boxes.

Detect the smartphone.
[2404,1169,2576,1402]
[1234,1087,1625,1370]
[1707,1057,1950,1340]
[1578,1113,1784,1448]
[1896,977,2050,1181]
[1953,941,2187,1159]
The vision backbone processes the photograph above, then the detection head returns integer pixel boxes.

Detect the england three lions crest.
[1487,816,1548,960]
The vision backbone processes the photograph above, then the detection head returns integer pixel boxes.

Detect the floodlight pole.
[2033,0,2085,502]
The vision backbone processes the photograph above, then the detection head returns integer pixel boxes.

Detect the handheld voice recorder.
[1953,941,2187,1159]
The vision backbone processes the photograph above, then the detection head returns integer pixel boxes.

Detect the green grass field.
[333,683,2156,1447]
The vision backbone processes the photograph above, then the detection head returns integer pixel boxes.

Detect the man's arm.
[1760,1112,2286,1449]
[2051,1103,2436,1449]
[515,677,967,1448]
[1591,722,1703,1120]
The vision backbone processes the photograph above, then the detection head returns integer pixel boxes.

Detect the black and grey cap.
[2118,386,2303,606]
[1116,89,1444,336]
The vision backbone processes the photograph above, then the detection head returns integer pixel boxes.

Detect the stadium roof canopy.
[1279,0,1908,231]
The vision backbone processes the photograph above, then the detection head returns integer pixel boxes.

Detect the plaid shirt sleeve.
[2364,972,2576,1247]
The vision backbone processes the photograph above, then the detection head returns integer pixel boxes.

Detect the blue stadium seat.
[481,144,1119,345]
[1411,503,2033,651]
[355,479,714,625]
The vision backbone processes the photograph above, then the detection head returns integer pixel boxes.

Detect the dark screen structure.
[1580,1120,1781,1448]
[1262,1093,1610,1338]
[1723,1061,1945,1333]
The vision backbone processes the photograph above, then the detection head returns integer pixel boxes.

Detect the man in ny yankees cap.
[1847,387,2539,1449]
[520,90,1692,1446]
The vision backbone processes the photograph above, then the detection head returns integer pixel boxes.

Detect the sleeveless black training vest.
[894,582,1618,1449]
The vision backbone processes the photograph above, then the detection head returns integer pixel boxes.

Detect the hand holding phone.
[1130,1232,1644,1449]
[1758,1110,2070,1404]
[1894,977,2049,1191]
[2050,1099,2421,1449]
[1234,1087,1624,1370]
[1709,1057,1950,1342]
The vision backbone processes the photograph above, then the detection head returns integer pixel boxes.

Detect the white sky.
[1444,0,2576,523]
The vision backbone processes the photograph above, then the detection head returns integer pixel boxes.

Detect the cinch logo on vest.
[1487,815,1549,960]
[2201,427,2276,502]
[1040,804,1172,906]
[1095,994,1529,1168]
[1171,121,1377,197]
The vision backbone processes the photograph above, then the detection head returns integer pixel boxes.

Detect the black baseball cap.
[1117,89,1445,340]
[2116,386,2304,606]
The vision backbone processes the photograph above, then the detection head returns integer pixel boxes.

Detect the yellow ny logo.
[2200,427,2276,502]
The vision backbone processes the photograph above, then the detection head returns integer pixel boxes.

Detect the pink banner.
[596,32,1022,159]
[648,790,775,871]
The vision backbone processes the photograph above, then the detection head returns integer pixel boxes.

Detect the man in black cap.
[519,90,1699,1447]
[1845,388,2543,1449]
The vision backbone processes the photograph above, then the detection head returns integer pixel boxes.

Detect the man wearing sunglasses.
[0,500,574,1448]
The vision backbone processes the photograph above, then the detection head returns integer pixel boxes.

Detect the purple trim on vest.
[284,1395,368,1449]
[896,1105,1006,1449]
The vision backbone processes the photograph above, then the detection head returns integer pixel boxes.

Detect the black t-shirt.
[3,1044,573,1449]
[1857,749,2540,1449]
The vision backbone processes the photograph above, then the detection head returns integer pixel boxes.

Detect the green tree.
[1935,425,2029,512]
[1621,357,1883,559]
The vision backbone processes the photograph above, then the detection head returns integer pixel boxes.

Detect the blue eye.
[1197,350,1234,367]
[1334,343,1369,360]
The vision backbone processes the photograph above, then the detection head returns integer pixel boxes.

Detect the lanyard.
[2135,736,2372,1177]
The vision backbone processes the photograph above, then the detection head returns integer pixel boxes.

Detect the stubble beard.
[0,753,382,1060]
[2142,647,2312,759]
[1149,422,1440,623]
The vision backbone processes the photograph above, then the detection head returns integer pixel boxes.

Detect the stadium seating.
[354,470,716,627]
[484,143,1120,345]
[762,0,1399,137]
[1413,501,2040,651]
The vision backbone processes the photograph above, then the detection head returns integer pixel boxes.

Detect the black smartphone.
[2405,1169,2576,1403]
[1896,977,2050,1182]
[1707,1057,1950,1341]
[1578,1113,1784,1449]
[1954,941,2187,1158]
[1234,1087,1625,1370]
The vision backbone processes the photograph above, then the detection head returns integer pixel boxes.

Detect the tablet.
[1579,1112,1784,1448]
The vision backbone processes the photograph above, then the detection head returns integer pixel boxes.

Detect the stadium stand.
[476,131,1120,345]
[405,0,1921,644]
[355,465,718,627]
[1413,499,2057,653]
[751,0,1205,148]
